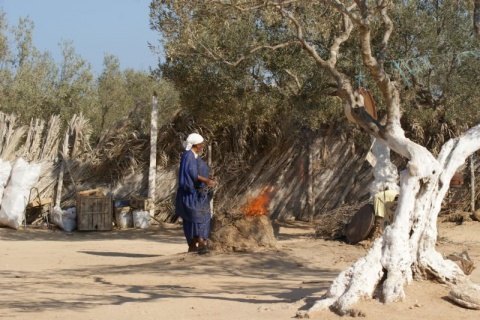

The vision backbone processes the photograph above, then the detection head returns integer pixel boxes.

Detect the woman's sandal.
[198,246,208,255]
[188,244,198,252]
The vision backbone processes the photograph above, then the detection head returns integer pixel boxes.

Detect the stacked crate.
[76,193,113,231]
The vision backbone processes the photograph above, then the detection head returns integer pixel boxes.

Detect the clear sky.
[0,0,161,75]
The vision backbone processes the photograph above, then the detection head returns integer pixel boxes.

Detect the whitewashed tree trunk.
[369,138,399,197]
[304,123,480,316]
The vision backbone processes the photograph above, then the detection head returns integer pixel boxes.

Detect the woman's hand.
[206,178,215,187]
[198,175,215,187]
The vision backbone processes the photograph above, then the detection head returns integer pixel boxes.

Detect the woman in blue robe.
[175,133,215,253]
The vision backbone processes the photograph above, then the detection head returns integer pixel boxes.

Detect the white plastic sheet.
[132,210,150,229]
[51,206,77,232]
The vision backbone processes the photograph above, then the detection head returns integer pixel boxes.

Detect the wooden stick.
[208,144,214,216]
[55,130,69,207]
[471,154,475,212]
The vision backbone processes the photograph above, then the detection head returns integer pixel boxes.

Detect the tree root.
[299,238,384,317]
[298,236,471,318]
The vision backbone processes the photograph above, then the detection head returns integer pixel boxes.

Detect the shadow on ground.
[0,220,340,317]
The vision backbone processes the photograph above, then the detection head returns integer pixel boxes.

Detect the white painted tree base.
[297,124,480,317]
[298,232,469,317]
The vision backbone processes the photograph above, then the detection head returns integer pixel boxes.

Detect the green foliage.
[0,1,478,156]
[90,54,178,138]
[152,1,349,133]
[387,0,480,149]
[0,16,58,119]
[56,40,95,120]
[150,0,480,151]
[0,10,177,142]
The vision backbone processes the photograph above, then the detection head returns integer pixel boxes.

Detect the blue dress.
[175,150,212,244]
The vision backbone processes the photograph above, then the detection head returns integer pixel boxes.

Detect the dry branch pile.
[209,212,277,253]
[314,200,370,240]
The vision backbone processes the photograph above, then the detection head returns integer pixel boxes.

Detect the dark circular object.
[345,203,375,245]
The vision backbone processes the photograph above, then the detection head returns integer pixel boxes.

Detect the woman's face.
[193,142,205,153]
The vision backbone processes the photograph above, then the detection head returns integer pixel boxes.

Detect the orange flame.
[243,187,275,216]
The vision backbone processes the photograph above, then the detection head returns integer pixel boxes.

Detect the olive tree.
[150,0,480,315]
[0,16,59,120]
[56,40,95,120]
[0,15,95,123]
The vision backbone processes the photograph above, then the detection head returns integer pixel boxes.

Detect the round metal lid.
[345,203,375,245]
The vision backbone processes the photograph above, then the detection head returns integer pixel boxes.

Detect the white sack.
[0,158,41,229]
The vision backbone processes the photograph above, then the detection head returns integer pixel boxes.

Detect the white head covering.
[183,133,204,150]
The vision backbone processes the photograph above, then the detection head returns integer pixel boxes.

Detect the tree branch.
[438,123,480,172]
[188,30,300,67]
[323,0,362,24]
[284,69,302,92]
[475,0,480,37]
[353,1,401,131]
[377,1,393,64]
[209,0,301,13]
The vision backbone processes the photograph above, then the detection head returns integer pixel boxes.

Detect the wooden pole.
[307,148,315,219]
[148,92,158,217]
[54,130,69,207]
[208,144,214,216]
[471,154,475,212]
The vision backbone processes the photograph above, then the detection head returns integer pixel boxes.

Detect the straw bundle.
[39,115,61,161]
[0,113,27,161]
[21,118,45,161]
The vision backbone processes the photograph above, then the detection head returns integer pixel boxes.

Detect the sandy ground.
[1,219,480,320]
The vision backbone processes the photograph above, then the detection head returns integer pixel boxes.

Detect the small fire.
[243,187,276,216]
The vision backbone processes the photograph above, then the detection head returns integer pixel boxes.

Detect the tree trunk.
[303,125,480,316]
[369,138,399,196]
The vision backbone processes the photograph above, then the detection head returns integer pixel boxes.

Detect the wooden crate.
[130,195,154,211]
[77,195,113,231]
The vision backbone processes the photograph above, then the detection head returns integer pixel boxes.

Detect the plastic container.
[132,210,150,229]
[114,207,133,229]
